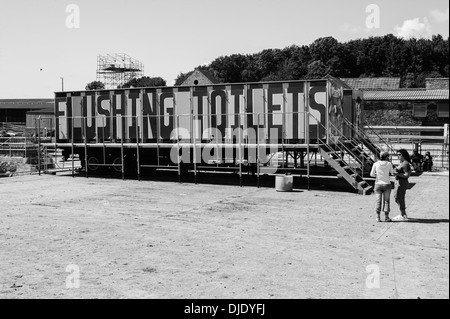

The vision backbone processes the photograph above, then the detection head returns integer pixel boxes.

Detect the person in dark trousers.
[370,151,395,222]
[393,149,411,222]
[423,152,433,172]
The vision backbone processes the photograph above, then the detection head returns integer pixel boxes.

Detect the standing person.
[423,152,433,172]
[393,149,412,221]
[370,151,395,222]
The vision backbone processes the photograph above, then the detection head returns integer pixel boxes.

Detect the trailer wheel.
[112,157,123,173]
[87,156,100,172]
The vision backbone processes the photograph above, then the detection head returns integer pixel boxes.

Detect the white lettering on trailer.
[97,97,110,129]
[309,91,326,125]
[115,95,123,139]
[58,101,68,139]
[144,93,155,139]
[174,91,191,139]
[272,92,284,126]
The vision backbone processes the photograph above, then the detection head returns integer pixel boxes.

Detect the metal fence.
[0,136,38,176]
[365,125,449,169]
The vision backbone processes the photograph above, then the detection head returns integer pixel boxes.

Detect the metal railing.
[0,122,26,136]
[34,112,318,187]
[29,113,387,191]
[343,117,397,156]
[310,113,368,175]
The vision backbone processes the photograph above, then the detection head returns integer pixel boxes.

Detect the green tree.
[209,54,250,83]
[401,73,417,88]
[431,35,449,75]
[175,72,190,86]
[85,81,105,90]
[415,71,444,88]
[174,34,448,84]
[309,37,340,65]
[120,76,166,88]
[305,60,328,79]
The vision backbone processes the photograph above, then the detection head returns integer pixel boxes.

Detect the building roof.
[322,75,353,89]
[198,70,221,84]
[341,77,401,90]
[26,108,54,114]
[180,69,221,86]
[362,89,449,101]
[0,99,54,110]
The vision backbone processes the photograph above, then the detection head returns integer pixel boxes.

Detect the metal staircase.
[311,115,374,194]
[38,146,69,172]
[340,137,375,175]
[342,117,397,161]
[318,139,373,195]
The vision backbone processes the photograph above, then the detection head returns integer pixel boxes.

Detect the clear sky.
[0,0,448,98]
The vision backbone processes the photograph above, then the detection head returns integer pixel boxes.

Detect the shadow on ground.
[63,168,359,194]
[403,218,449,224]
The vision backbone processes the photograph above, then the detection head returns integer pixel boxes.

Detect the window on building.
[437,103,449,118]
[412,103,427,118]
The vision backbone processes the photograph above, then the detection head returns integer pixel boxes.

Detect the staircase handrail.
[344,118,396,154]
[318,137,363,177]
[309,114,367,170]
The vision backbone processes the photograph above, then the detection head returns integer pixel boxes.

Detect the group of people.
[411,150,433,172]
[370,149,411,222]
[370,148,435,222]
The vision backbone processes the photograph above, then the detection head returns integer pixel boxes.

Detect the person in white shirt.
[370,151,395,222]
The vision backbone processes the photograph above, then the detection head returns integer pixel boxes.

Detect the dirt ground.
[0,169,448,299]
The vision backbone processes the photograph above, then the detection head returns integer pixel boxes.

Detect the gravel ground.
[0,170,448,299]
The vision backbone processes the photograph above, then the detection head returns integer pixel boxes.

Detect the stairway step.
[358,181,370,187]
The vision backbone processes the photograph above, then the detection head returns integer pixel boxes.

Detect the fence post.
[177,115,181,184]
[257,113,260,188]
[37,117,41,176]
[136,115,141,181]
[84,117,88,178]
[71,116,75,178]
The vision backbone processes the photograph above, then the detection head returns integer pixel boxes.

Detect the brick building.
[426,78,449,90]
[341,77,449,127]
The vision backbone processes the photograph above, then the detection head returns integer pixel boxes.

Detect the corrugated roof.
[341,77,400,90]
[363,89,449,101]
[26,108,54,114]
[0,99,54,110]
[0,99,53,103]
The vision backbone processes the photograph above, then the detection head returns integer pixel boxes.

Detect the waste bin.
[275,175,293,192]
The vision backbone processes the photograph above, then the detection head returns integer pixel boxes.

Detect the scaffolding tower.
[96,54,144,89]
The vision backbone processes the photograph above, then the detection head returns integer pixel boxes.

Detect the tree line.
[86,34,448,90]
[85,77,166,90]
[176,34,448,88]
